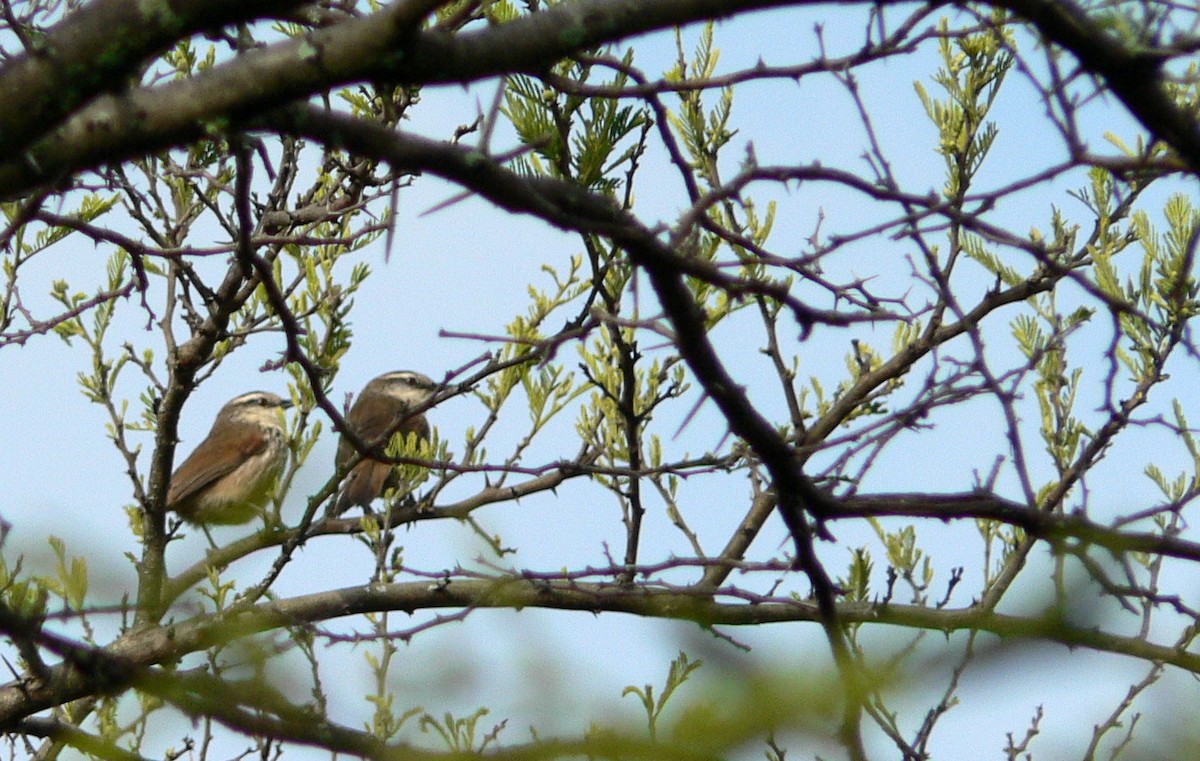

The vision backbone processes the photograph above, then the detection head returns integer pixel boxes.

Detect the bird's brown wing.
[334,396,430,513]
[336,461,393,513]
[336,392,391,469]
[167,425,270,507]
[336,400,399,468]
[335,415,430,466]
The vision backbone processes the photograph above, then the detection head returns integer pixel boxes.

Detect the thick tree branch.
[1,0,1198,201]
[3,575,1200,729]
[832,492,1200,563]
[0,0,306,160]
[0,0,798,198]
[991,0,1200,170]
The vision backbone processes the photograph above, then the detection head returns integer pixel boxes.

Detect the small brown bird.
[333,370,437,514]
[166,391,292,524]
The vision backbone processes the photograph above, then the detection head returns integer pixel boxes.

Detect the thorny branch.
[4,1,1200,759]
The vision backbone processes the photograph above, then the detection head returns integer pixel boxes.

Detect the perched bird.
[166,391,292,524]
[333,370,437,515]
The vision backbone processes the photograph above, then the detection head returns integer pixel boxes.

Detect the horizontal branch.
[0,0,798,198]
[161,463,597,601]
[20,676,722,761]
[832,491,1200,563]
[0,0,305,159]
[1,0,1197,201]
[2,574,1198,728]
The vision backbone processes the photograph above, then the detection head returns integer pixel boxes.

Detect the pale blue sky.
[0,4,1195,759]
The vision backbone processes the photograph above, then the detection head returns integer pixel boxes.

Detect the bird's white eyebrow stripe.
[230,392,281,404]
